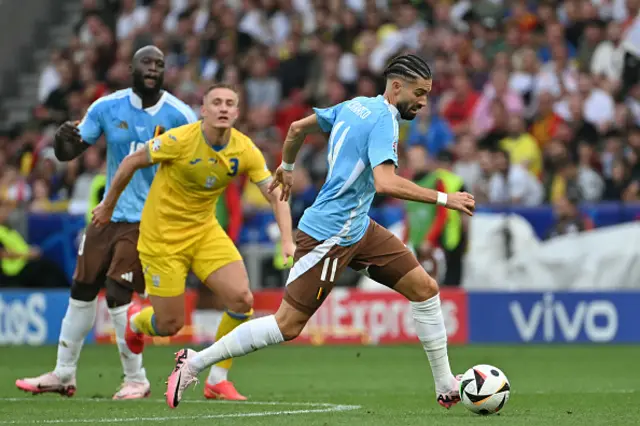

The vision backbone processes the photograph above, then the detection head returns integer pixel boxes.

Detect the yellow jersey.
[499,134,543,178]
[139,121,271,254]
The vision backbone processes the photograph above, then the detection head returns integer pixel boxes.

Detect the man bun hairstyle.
[383,54,432,81]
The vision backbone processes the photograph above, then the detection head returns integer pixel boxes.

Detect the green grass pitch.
[0,344,638,425]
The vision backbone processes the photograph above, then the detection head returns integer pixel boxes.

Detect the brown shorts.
[73,222,145,293]
[284,220,419,315]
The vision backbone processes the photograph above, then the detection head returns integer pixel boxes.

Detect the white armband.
[281,161,294,172]
[436,192,448,206]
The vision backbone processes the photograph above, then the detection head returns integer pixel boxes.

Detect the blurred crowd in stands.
[1,0,640,220]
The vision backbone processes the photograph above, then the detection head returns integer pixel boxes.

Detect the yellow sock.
[132,306,160,336]
[213,309,253,370]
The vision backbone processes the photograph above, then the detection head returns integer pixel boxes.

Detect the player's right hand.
[55,121,82,145]
[269,166,294,202]
[446,192,475,216]
[91,201,114,228]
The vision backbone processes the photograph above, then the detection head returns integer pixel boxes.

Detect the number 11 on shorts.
[320,257,338,283]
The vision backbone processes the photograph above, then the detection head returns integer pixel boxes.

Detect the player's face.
[396,77,432,120]
[131,51,165,95]
[201,88,239,129]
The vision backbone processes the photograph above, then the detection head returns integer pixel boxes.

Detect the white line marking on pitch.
[0,398,342,405]
[527,389,637,395]
[0,399,361,424]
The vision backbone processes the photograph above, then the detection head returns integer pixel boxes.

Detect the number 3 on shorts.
[321,257,338,282]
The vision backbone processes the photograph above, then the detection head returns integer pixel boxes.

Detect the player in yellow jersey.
[92,83,295,401]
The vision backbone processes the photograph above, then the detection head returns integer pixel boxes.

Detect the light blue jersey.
[78,88,197,222]
[298,95,399,246]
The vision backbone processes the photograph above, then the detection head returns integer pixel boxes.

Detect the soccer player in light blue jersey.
[16,46,197,400]
[165,54,476,410]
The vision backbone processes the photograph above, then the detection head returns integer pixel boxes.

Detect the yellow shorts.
[139,224,243,297]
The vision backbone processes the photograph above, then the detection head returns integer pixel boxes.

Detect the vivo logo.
[509,293,618,342]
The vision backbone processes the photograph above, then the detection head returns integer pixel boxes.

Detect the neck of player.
[202,122,230,147]
[133,88,163,109]
[383,91,397,108]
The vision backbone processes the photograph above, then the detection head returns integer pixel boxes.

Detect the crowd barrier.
[26,202,640,282]
[0,290,76,345]
[468,292,635,343]
[2,288,639,345]
[242,202,640,241]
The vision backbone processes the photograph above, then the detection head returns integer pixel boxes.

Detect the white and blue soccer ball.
[459,364,511,415]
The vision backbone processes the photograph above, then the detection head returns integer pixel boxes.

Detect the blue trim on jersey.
[150,313,170,336]
[225,310,251,320]
[200,124,227,151]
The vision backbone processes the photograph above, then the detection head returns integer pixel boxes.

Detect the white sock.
[54,298,98,381]
[189,315,284,374]
[197,310,228,384]
[109,304,148,384]
[192,309,224,344]
[207,365,228,385]
[411,294,455,393]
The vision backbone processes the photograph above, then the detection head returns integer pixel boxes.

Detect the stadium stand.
[0,0,639,288]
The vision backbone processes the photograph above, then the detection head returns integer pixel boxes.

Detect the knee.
[70,280,100,302]
[227,289,254,314]
[155,315,184,336]
[105,278,133,308]
[407,273,439,302]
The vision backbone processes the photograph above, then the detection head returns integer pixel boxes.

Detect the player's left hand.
[268,166,294,202]
[91,201,114,228]
[445,192,475,216]
[281,239,296,266]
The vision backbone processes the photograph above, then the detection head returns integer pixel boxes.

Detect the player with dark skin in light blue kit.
[16,45,198,400]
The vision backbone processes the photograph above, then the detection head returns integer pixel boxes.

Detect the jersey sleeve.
[367,113,399,169]
[313,102,345,132]
[245,143,272,185]
[77,100,104,145]
[146,131,184,164]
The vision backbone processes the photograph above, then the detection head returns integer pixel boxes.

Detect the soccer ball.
[459,364,510,415]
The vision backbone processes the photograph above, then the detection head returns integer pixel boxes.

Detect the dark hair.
[565,187,581,205]
[604,129,623,140]
[202,83,239,103]
[178,9,193,21]
[383,54,432,81]
[437,150,454,164]
[493,147,510,162]
[84,10,103,21]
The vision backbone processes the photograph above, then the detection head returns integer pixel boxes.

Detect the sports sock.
[109,304,148,383]
[207,365,229,385]
[54,298,98,381]
[207,310,253,384]
[190,315,284,374]
[192,309,224,344]
[411,294,455,393]
[131,306,160,336]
